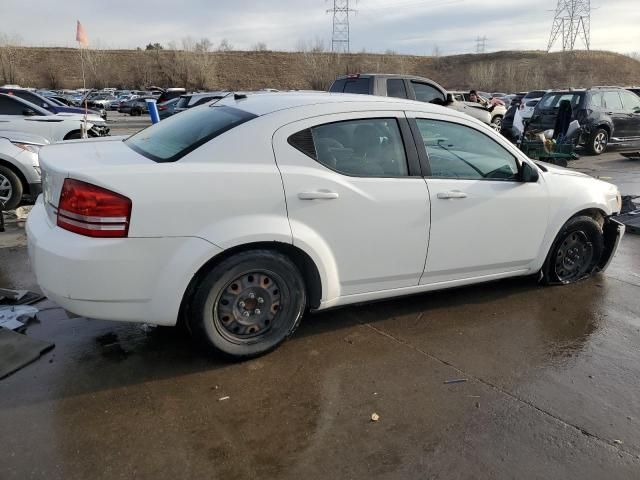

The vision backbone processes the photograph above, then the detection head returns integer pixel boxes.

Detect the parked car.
[49,95,75,106]
[157,97,180,120]
[27,92,624,359]
[450,91,507,130]
[0,131,47,209]
[626,87,640,97]
[527,87,640,155]
[174,91,227,114]
[119,96,156,116]
[157,88,186,104]
[0,87,107,120]
[329,74,492,125]
[0,93,109,140]
[519,90,549,120]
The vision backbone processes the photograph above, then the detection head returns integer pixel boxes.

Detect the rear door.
[273,111,430,297]
[602,91,627,139]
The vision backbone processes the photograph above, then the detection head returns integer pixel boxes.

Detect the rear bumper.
[27,199,222,326]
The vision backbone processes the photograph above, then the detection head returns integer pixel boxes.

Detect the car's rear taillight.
[56,178,131,238]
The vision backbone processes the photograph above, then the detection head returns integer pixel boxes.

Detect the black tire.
[64,130,83,140]
[130,108,141,117]
[188,250,307,359]
[0,165,23,210]
[541,216,605,285]
[491,115,503,130]
[587,128,608,155]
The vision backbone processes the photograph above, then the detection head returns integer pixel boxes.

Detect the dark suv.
[527,87,640,155]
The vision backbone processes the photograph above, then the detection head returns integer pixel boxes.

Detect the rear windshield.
[538,92,584,110]
[125,105,257,162]
[524,90,547,99]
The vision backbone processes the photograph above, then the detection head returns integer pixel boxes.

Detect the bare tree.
[252,42,268,52]
[217,39,233,52]
[0,34,22,85]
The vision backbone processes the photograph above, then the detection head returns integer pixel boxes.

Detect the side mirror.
[23,108,36,116]
[445,93,454,105]
[521,162,539,183]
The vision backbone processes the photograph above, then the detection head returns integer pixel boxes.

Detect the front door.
[618,90,640,139]
[273,112,430,298]
[407,113,550,284]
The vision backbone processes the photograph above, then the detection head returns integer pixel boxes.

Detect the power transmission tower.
[327,0,356,53]
[476,36,487,54]
[547,0,591,52]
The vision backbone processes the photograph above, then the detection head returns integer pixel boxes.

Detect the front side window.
[411,81,445,103]
[416,119,519,180]
[125,105,256,162]
[289,118,409,177]
[620,90,640,112]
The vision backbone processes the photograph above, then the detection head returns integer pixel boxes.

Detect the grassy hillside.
[2,46,639,93]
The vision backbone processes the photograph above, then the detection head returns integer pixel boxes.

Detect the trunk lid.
[40,137,152,209]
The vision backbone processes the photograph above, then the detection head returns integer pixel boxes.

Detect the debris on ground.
[0,288,45,306]
[14,206,33,220]
[219,396,230,401]
[0,305,39,331]
[371,413,380,422]
[613,439,624,445]
[444,379,468,385]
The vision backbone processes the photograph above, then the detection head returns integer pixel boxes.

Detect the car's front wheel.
[491,115,503,131]
[188,250,307,359]
[0,165,23,210]
[587,128,608,155]
[541,216,605,284]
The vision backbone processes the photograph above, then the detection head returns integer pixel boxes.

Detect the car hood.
[0,129,50,145]
[53,112,103,124]
[537,162,589,178]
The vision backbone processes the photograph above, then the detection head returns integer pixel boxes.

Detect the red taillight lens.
[56,178,131,238]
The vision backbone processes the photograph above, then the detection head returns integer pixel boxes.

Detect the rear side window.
[0,96,27,115]
[288,118,409,177]
[125,105,257,162]
[331,78,371,94]
[603,91,623,110]
[410,81,445,103]
[620,91,640,112]
[539,93,584,109]
[387,79,407,99]
[175,96,190,109]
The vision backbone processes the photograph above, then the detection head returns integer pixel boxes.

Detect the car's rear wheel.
[188,250,306,359]
[541,216,605,284]
[587,128,608,155]
[0,165,23,210]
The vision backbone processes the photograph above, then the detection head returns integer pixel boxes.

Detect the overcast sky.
[1,0,638,55]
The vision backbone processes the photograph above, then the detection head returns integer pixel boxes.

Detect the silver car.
[0,131,48,210]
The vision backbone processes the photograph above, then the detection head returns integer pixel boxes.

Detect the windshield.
[125,105,257,162]
[539,92,584,110]
[524,90,547,99]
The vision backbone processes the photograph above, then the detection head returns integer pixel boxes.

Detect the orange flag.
[76,20,88,47]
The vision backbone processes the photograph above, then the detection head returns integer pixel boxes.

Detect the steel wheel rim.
[492,118,502,129]
[554,231,594,283]
[594,132,607,153]
[0,173,12,204]
[213,270,284,343]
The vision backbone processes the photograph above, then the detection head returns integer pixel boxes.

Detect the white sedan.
[27,93,624,358]
[0,93,109,141]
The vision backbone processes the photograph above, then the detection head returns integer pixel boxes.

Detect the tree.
[0,34,22,85]
[145,43,163,51]
[252,42,268,52]
[195,38,213,53]
[218,39,233,52]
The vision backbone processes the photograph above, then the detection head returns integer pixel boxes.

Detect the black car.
[0,87,105,119]
[527,87,640,155]
[118,97,155,116]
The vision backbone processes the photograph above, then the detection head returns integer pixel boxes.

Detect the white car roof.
[215,91,468,120]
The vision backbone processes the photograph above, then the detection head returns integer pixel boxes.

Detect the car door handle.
[437,191,468,200]
[298,191,339,200]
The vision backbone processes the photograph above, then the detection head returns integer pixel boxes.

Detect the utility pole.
[328,0,355,53]
[475,36,487,54]
[547,0,591,51]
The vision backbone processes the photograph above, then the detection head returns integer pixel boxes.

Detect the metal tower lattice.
[547,0,591,52]
[476,36,487,54]
[328,0,355,53]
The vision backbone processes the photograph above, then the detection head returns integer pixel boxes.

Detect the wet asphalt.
[0,148,639,479]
